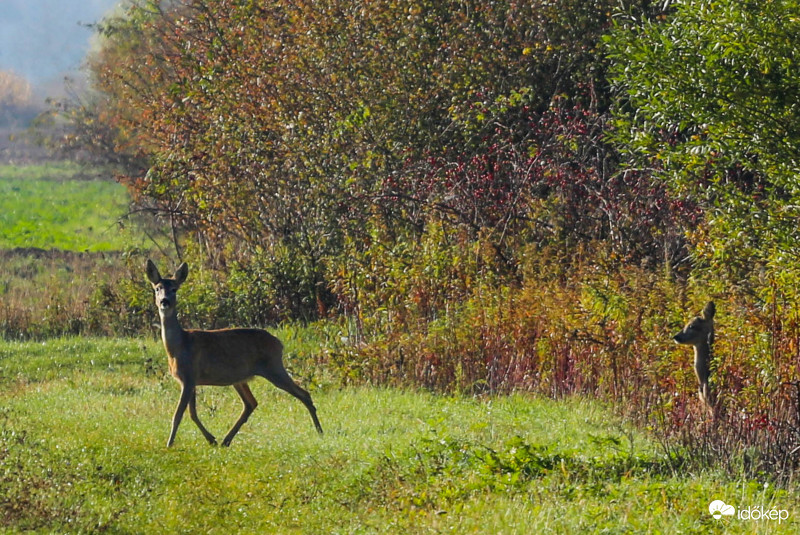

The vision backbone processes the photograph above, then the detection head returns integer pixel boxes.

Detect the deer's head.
[146,259,189,316]
[673,301,715,346]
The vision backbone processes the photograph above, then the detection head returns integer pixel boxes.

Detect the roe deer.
[673,301,716,410]
[146,259,323,447]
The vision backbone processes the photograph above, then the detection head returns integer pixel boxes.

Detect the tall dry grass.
[0,249,141,338]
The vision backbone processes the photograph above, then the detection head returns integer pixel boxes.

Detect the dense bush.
[74,0,685,279]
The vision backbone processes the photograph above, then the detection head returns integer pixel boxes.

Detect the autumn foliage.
[86,2,668,249]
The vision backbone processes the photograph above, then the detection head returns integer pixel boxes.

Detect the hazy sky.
[0,0,121,87]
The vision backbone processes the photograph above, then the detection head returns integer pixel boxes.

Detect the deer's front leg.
[168,382,193,447]
[189,390,217,445]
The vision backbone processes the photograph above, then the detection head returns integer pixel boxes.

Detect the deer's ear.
[146,259,161,285]
[173,262,189,285]
[702,301,716,321]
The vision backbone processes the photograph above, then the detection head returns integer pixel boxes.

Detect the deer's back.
[184,327,283,386]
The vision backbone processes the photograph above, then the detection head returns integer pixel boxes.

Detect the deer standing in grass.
[673,301,716,411]
[146,260,323,447]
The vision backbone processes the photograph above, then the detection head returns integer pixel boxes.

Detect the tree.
[84,0,638,251]
[607,0,800,276]
[0,70,38,127]
[69,0,684,320]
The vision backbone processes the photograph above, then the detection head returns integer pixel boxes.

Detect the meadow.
[2,335,799,534]
[1,165,799,533]
[0,163,132,252]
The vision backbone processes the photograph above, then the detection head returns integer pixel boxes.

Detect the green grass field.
[0,163,132,251]
[1,336,798,533]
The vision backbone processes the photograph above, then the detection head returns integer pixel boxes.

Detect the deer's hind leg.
[221,382,258,447]
[263,367,323,435]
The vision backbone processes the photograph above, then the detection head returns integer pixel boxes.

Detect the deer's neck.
[693,343,710,361]
[693,338,712,381]
[701,331,714,358]
[158,310,186,358]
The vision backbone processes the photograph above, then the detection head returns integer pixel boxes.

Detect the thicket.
[47,0,800,481]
